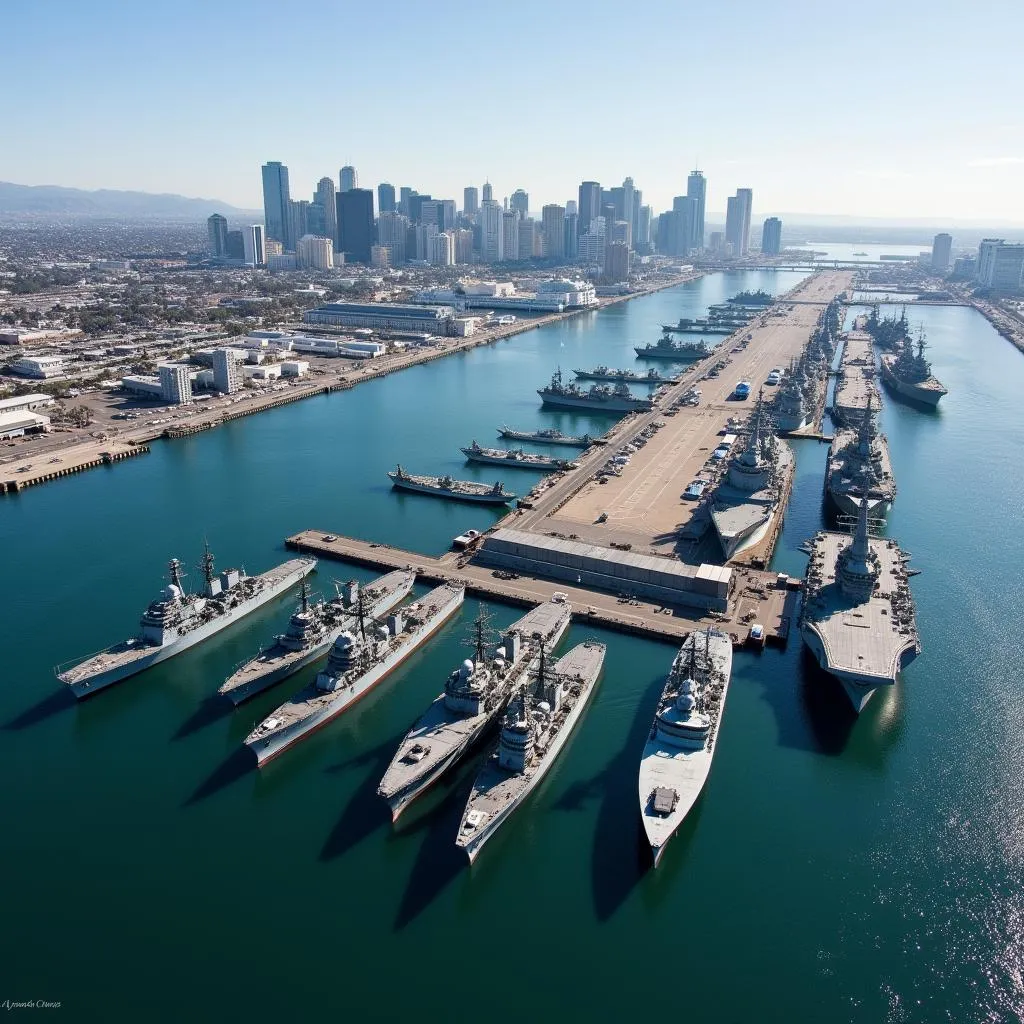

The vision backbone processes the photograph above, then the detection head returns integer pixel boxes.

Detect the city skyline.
[2,0,1022,223]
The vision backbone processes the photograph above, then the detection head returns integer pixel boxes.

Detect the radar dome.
[461,658,475,677]
[161,584,182,602]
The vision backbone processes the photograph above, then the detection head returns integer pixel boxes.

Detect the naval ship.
[772,361,812,433]
[377,599,573,821]
[634,336,713,361]
[460,441,576,472]
[217,570,415,705]
[800,497,919,712]
[638,629,734,867]
[660,319,734,335]
[455,640,606,863]
[388,465,517,504]
[710,395,794,560]
[245,582,466,765]
[879,331,947,407]
[825,395,896,519]
[537,369,653,413]
[56,546,316,699]
[573,366,671,384]
[497,426,597,448]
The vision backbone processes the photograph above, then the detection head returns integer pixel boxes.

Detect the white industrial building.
[0,410,51,439]
[10,355,65,379]
[0,394,55,415]
[280,360,309,377]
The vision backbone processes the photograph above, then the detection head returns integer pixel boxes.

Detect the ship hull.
[711,504,775,560]
[633,347,706,362]
[61,561,316,699]
[462,451,566,471]
[774,411,810,433]
[247,589,464,766]
[389,477,514,504]
[825,486,892,521]
[879,360,945,407]
[497,430,591,448]
[538,392,652,413]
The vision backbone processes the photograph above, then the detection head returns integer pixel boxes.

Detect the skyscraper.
[261,161,291,249]
[399,187,414,216]
[725,189,753,256]
[288,200,311,250]
[636,205,652,251]
[242,224,265,267]
[482,181,493,203]
[315,177,338,249]
[336,189,375,263]
[480,200,503,262]
[377,211,409,265]
[207,214,228,257]
[686,170,706,250]
[621,177,635,240]
[502,210,520,262]
[510,189,529,220]
[578,181,600,235]
[931,233,952,272]
[604,240,630,282]
[564,214,578,258]
[339,166,358,192]
[669,196,695,256]
[296,234,334,270]
[542,204,566,260]
[761,217,782,255]
[463,186,479,216]
[378,183,396,214]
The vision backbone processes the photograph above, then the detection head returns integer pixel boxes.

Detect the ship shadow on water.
[3,687,74,731]
[172,696,234,741]
[183,746,254,806]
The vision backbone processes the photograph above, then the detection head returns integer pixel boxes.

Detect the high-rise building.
[725,189,753,256]
[709,231,725,255]
[604,240,630,282]
[503,210,520,262]
[336,189,375,264]
[931,233,953,272]
[482,181,493,203]
[377,211,410,265]
[518,218,537,260]
[339,165,358,192]
[666,196,695,257]
[566,199,577,217]
[159,364,192,405]
[261,162,291,248]
[399,187,414,216]
[636,205,652,252]
[428,231,455,266]
[288,200,311,250]
[578,181,600,235]
[610,220,631,245]
[453,228,474,264]
[463,186,479,216]
[510,189,529,219]
[370,245,390,269]
[480,200,503,263]
[564,213,578,258]
[408,193,431,224]
[737,189,753,256]
[242,224,265,267]
[976,239,1024,290]
[686,170,706,250]
[314,178,337,249]
[213,349,242,395]
[761,217,783,256]
[207,214,228,257]
[378,183,396,214]
[296,234,334,270]
[578,216,606,267]
[621,177,635,239]
[542,204,566,260]
[225,230,244,260]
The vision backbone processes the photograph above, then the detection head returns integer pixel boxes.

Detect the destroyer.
[825,395,896,519]
[497,426,597,448]
[638,629,734,867]
[56,547,315,699]
[800,497,919,712]
[537,369,653,413]
[461,441,575,472]
[388,465,517,504]
[573,366,671,384]
[634,336,713,362]
[455,640,606,863]
[378,599,572,822]
[217,570,415,705]
[879,331,947,407]
[245,582,466,765]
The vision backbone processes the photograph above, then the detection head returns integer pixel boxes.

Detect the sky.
[3,0,1022,223]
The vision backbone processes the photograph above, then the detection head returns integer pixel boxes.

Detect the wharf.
[1,439,149,494]
[286,530,799,648]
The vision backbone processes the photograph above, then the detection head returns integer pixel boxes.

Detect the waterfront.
[2,274,1022,1022]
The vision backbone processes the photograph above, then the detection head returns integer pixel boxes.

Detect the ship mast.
[201,540,215,587]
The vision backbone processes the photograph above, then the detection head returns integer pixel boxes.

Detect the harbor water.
[1,275,1021,1022]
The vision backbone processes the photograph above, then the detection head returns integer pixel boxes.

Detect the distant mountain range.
[0,182,261,220]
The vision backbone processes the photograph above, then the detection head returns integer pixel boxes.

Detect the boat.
[388,465,517,504]
[573,366,671,384]
[56,546,316,699]
[772,361,810,432]
[638,628,734,867]
[537,369,653,413]
[879,331,947,408]
[217,570,415,705]
[728,289,774,306]
[800,497,919,712]
[496,426,597,448]
[633,336,714,362]
[245,582,466,766]
[460,441,575,472]
[710,394,794,561]
[661,319,735,335]
[455,639,606,863]
[378,599,573,822]
[825,394,896,519]
[853,251,869,257]
[452,529,481,550]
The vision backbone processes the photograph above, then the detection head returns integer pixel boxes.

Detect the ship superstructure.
[496,427,596,448]
[825,394,896,519]
[455,640,606,862]
[638,628,734,867]
[378,599,573,821]
[537,369,653,413]
[460,441,575,472]
[573,366,671,384]
[880,330,947,407]
[634,336,713,362]
[388,465,517,504]
[57,547,316,699]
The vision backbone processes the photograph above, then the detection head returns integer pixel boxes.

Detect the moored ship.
[638,629,734,867]
[634,336,714,362]
[218,570,415,705]
[497,426,597,448]
[573,366,671,384]
[378,599,573,822]
[537,369,653,413]
[388,465,517,504]
[461,441,575,472]
[245,582,466,766]
[879,332,947,408]
[825,395,896,519]
[455,640,606,862]
[56,547,316,699]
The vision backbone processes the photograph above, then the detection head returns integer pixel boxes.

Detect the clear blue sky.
[4,0,1022,222]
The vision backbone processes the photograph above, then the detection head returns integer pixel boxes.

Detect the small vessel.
[455,640,606,862]
[879,331,947,408]
[245,582,466,765]
[537,369,653,413]
[461,441,575,472]
[378,599,573,822]
[496,426,597,448]
[634,336,713,362]
[728,289,774,306]
[638,629,734,867]
[573,366,671,384]
[56,546,316,699]
[388,465,517,504]
[825,395,896,519]
[800,497,920,712]
[218,570,415,705]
